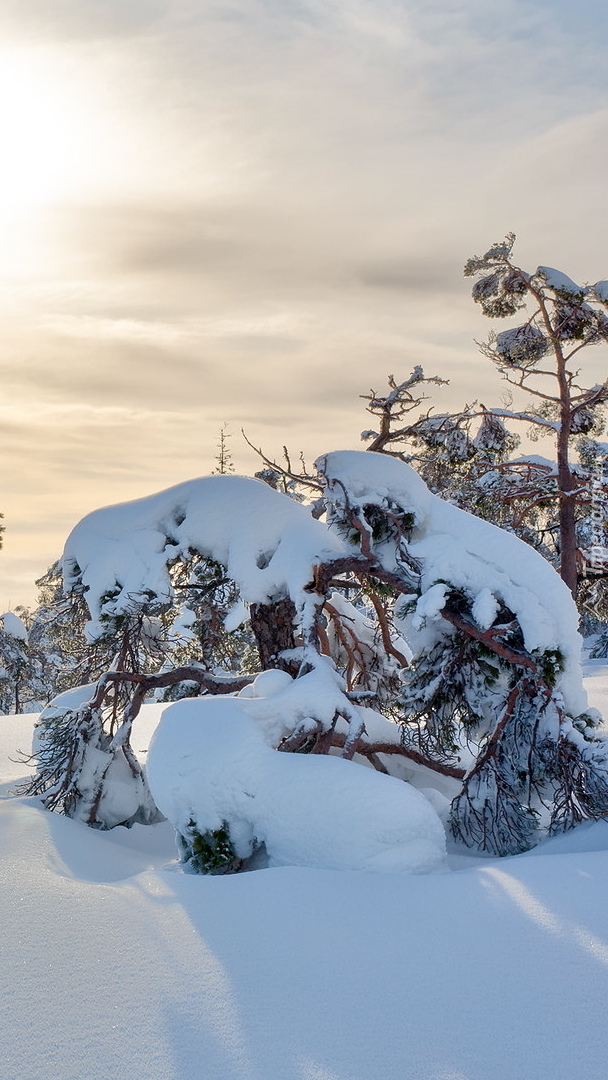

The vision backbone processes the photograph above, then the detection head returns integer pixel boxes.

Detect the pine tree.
[464,234,608,597]
[212,423,235,475]
[0,611,46,714]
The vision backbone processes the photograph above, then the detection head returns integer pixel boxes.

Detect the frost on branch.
[359,368,449,455]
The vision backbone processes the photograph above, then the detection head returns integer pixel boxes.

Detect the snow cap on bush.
[146,697,447,875]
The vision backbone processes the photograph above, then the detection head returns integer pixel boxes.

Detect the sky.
[2,0,608,610]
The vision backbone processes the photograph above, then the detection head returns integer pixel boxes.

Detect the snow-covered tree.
[358,374,553,573]
[464,234,608,597]
[0,611,46,714]
[23,453,608,859]
[26,563,119,702]
[352,244,608,609]
[359,368,449,454]
[318,451,608,854]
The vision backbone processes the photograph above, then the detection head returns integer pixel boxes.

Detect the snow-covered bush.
[146,696,447,875]
[28,683,160,827]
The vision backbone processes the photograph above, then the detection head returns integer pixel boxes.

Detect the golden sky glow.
[1,0,608,609]
[0,50,88,212]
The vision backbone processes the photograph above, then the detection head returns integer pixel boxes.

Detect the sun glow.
[0,49,97,211]
[0,45,128,280]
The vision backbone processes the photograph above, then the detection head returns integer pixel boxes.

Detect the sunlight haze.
[2,0,608,609]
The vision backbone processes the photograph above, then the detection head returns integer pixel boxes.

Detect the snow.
[1,610,28,641]
[237,667,294,699]
[223,597,250,633]
[506,454,556,471]
[591,279,608,303]
[471,586,500,631]
[495,323,547,362]
[317,447,433,530]
[62,475,343,639]
[0,657,607,1079]
[536,266,585,296]
[318,450,587,715]
[146,697,447,875]
[412,582,449,626]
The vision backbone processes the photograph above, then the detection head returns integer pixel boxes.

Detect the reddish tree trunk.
[250,598,299,675]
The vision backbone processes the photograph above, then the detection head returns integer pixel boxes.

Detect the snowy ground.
[2,662,608,1080]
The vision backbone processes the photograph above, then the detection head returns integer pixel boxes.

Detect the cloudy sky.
[2,0,608,609]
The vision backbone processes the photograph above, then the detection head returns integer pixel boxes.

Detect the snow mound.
[146,697,447,875]
[237,668,294,699]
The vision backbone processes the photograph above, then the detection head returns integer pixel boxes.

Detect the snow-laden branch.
[487,409,560,431]
[63,474,343,639]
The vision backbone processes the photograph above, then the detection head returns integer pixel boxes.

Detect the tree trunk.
[535,289,579,601]
[249,598,299,675]
[558,471,578,599]
[556,359,578,599]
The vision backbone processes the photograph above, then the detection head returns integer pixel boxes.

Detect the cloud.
[2,1,608,608]
[0,0,170,42]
